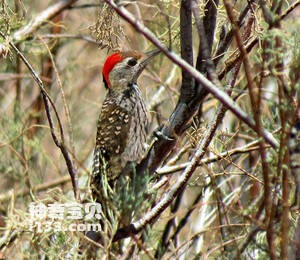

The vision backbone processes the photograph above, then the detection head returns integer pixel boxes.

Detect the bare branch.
[195,0,219,79]
[157,139,265,178]
[40,33,99,45]
[192,0,218,84]
[180,0,195,102]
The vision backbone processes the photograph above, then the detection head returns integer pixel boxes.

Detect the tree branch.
[180,0,195,102]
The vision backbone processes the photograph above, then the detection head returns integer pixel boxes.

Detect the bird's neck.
[109,82,140,98]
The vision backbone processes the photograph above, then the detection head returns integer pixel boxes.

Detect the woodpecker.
[91,50,158,208]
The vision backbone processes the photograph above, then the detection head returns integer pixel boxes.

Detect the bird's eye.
[127,58,137,67]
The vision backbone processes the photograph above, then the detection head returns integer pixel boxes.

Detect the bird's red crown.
[102,52,123,88]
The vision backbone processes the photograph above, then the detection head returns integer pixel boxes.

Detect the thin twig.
[168,225,247,259]
[40,33,99,45]
[157,140,266,176]
[0,31,78,199]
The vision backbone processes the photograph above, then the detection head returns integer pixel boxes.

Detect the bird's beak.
[142,49,161,66]
[134,49,160,81]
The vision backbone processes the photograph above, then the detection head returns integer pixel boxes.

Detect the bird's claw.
[153,129,174,141]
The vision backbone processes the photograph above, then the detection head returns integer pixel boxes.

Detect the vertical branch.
[14,46,21,114]
[195,0,219,97]
[267,2,295,259]
[192,0,218,84]
[180,0,194,102]
[290,34,300,258]
[14,0,22,117]
[260,1,298,258]
[222,1,274,257]
[203,0,219,54]
[280,142,290,259]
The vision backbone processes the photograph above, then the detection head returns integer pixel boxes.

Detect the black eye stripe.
[127,58,137,66]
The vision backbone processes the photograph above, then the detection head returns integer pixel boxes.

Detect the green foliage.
[114,165,153,223]
[0,112,25,181]
[98,158,153,230]
[289,34,300,85]
[0,0,24,34]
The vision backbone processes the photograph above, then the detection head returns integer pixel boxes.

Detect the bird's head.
[102,50,159,90]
